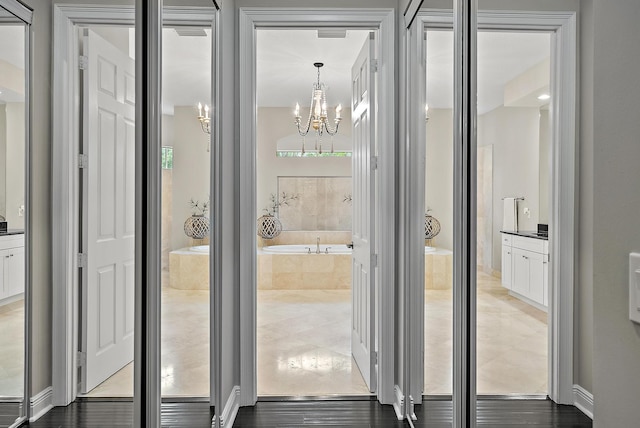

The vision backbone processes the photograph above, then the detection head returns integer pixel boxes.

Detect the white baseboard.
[573,384,593,420]
[219,385,240,427]
[393,385,404,420]
[30,387,53,422]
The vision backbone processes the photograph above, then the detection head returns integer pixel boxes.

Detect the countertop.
[500,230,548,241]
[0,229,25,236]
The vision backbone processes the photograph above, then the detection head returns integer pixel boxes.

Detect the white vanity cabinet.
[501,232,549,310]
[0,234,25,305]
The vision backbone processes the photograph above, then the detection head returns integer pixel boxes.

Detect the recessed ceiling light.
[537,93,551,101]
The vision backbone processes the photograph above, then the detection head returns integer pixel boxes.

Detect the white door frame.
[238,7,396,406]
[405,9,578,405]
[50,4,217,406]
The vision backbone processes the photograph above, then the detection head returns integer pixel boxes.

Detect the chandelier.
[294,62,342,154]
[196,102,211,152]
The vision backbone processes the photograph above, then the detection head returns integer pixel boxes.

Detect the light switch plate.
[630,253,640,324]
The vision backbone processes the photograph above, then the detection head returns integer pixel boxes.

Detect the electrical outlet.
[18,205,24,217]
[523,207,531,218]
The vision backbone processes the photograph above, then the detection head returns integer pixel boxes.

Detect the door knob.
[347,242,354,249]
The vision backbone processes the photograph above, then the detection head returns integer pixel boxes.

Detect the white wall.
[592,0,640,425]
[256,107,352,221]
[538,107,550,224]
[478,106,540,272]
[170,106,210,250]
[5,103,24,230]
[425,108,453,250]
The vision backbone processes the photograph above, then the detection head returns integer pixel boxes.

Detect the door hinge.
[78,154,88,169]
[372,350,378,365]
[78,253,87,269]
[371,156,378,170]
[371,254,378,268]
[77,351,87,367]
[371,59,379,73]
[79,55,88,70]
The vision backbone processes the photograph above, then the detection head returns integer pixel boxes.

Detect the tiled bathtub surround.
[278,177,352,231]
[424,249,453,290]
[169,249,209,290]
[258,252,351,290]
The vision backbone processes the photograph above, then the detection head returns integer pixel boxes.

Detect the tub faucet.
[316,236,320,254]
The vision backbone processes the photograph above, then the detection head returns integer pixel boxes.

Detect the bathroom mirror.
[276,176,352,231]
[0,1,31,426]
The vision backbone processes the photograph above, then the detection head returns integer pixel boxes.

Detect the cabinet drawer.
[512,235,545,253]
[501,233,513,246]
[0,234,24,251]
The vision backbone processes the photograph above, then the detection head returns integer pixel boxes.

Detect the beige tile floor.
[425,272,548,395]
[257,289,370,396]
[63,271,547,397]
[86,286,210,397]
[0,300,25,397]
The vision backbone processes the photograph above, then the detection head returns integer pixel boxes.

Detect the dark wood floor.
[26,399,592,427]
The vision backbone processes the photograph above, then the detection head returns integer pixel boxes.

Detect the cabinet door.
[528,251,545,305]
[0,249,7,300]
[501,246,512,289]
[543,257,549,307]
[7,246,25,297]
[512,248,530,297]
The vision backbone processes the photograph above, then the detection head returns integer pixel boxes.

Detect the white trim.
[51,4,216,407]
[0,0,33,24]
[409,8,578,406]
[238,7,396,407]
[29,387,53,423]
[218,386,240,427]
[393,385,405,420]
[572,384,594,420]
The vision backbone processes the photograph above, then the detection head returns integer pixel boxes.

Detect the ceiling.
[256,29,370,108]
[4,25,550,114]
[427,30,551,114]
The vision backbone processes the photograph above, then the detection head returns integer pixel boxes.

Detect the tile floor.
[15,271,545,398]
[86,286,210,397]
[425,272,547,395]
[0,299,25,398]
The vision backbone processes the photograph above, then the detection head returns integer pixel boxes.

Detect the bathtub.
[260,244,435,254]
[262,244,351,254]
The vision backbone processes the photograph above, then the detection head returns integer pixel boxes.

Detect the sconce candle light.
[196,102,211,152]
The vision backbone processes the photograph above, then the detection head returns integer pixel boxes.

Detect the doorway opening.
[255,28,375,397]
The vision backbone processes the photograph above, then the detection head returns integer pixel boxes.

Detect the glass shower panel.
[423,28,455,397]
[0,8,27,426]
[161,24,212,398]
[476,30,551,396]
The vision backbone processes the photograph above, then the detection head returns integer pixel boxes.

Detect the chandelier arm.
[323,120,340,136]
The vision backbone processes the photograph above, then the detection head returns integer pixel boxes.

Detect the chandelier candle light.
[197,102,211,152]
[294,62,342,154]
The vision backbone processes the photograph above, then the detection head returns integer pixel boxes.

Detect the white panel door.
[80,30,136,393]
[351,32,377,393]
